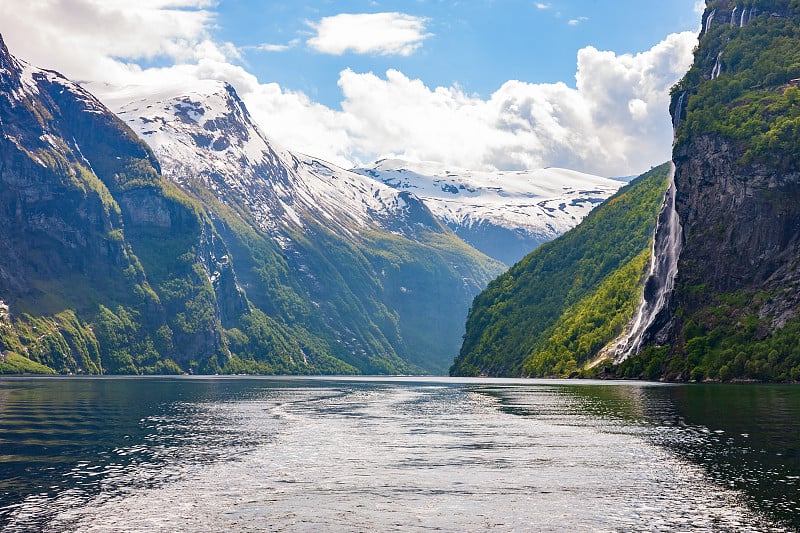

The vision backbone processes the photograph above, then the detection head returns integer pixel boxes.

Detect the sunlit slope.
[451,164,671,377]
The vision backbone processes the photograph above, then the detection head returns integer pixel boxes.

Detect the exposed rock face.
[1,33,503,375]
[629,0,800,380]
[0,33,235,373]
[674,134,800,298]
[669,0,800,339]
[111,81,504,374]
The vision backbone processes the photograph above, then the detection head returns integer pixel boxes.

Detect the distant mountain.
[450,164,670,377]
[0,35,502,375]
[352,159,622,265]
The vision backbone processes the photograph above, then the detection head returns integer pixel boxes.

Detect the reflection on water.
[0,377,796,531]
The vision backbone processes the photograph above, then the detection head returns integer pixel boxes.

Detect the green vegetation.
[0,353,55,374]
[523,248,651,377]
[676,1,800,168]
[618,292,800,382]
[0,37,508,376]
[451,164,671,377]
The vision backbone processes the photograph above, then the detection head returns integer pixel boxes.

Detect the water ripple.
[0,378,795,532]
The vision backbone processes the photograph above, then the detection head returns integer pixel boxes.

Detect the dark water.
[0,377,797,532]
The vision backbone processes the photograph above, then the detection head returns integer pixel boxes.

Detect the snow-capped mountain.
[107,80,503,374]
[110,82,439,242]
[353,159,623,265]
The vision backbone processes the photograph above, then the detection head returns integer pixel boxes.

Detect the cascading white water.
[730,6,738,26]
[711,51,723,79]
[704,8,716,34]
[740,7,747,27]
[672,92,686,131]
[611,163,683,361]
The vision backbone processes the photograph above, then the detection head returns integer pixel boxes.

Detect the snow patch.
[353,159,622,240]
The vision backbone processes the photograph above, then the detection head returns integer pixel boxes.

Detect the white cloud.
[0,0,226,85]
[240,39,300,53]
[535,3,551,9]
[255,43,292,52]
[0,1,698,176]
[306,12,431,56]
[329,30,697,175]
[568,16,589,26]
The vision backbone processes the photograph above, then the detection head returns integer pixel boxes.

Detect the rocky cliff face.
[624,0,800,381]
[0,33,228,373]
[674,134,800,301]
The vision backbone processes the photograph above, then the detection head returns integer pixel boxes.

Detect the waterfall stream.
[672,92,686,131]
[704,8,716,34]
[711,52,723,79]
[610,163,683,362]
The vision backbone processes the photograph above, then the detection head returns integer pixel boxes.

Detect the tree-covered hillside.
[451,164,671,377]
[0,35,502,376]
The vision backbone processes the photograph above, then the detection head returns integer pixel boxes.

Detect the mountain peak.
[0,33,19,80]
[0,33,9,61]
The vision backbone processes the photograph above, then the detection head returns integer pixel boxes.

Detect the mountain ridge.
[450,163,671,377]
[352,158,622,265]
[452,0,800,382]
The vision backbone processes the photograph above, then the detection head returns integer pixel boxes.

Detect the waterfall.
[740,7,747,27]
[704,8,716,34]
[611,163,683,362]
[672,92,686,131]
[730,6,738,26]
[711,52,723,79]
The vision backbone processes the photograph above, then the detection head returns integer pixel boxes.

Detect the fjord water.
[0,378,797,532]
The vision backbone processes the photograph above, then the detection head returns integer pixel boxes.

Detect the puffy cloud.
[306,13,431,56]
[0,0,226,85]
[332,30,697,175]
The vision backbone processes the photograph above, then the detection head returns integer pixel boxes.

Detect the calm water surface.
[0,377,797,532]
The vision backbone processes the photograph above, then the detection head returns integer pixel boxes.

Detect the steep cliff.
[619,0,800,381]
[0,34,231,373]
[111,81,503,374]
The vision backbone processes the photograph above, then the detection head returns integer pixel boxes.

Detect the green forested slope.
[451,164,671,377]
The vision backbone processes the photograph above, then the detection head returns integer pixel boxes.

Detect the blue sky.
[218,1,702,108]
[1,0,704,176]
